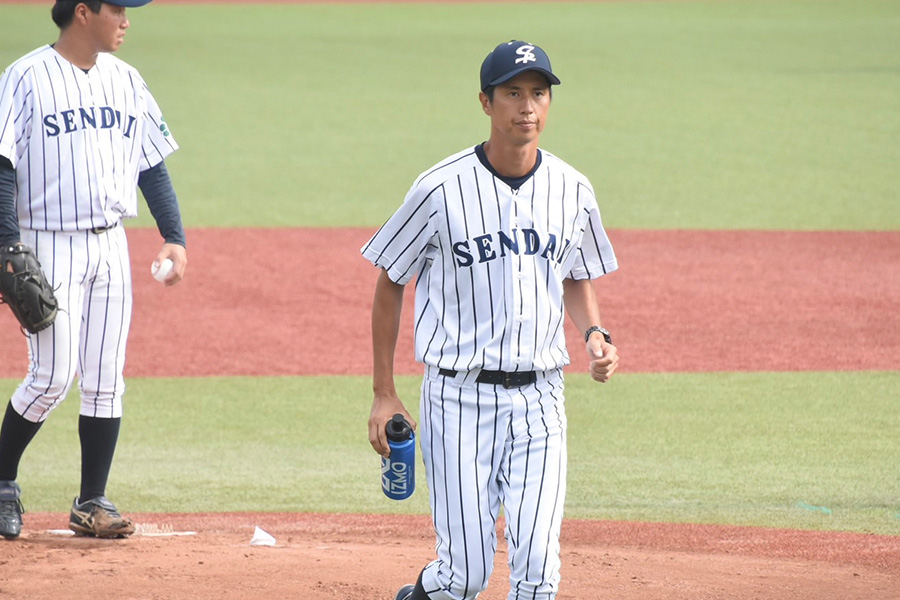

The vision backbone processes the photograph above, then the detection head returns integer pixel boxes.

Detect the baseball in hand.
[151,258,174,283]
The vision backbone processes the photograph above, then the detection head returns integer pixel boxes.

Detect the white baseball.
[151,258,174,283]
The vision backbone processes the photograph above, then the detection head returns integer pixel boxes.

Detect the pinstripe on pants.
[419,366,567,600]
[11,226,132,422]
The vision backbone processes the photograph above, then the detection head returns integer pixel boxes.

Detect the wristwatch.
[585,326,612,344]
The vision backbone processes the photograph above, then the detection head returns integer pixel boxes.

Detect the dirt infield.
[0,227,898,599]
[2,512,898,600]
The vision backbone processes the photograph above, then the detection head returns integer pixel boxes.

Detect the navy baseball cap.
[102,0,154,6]
[480,40,561,92]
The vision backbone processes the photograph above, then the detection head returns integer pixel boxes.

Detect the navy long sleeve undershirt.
[138,161,186,247]
[0,157,185,248]
[0,157,18,248]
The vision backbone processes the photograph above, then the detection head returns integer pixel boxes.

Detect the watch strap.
[585,326,612,344]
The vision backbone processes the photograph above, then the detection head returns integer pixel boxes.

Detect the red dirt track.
[4,228,898,378]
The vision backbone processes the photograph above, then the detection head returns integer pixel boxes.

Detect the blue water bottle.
[382,414,415,500]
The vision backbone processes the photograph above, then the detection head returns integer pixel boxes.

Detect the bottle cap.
[385,413,412,442]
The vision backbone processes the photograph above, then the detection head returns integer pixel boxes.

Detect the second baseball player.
[0,0,187,539]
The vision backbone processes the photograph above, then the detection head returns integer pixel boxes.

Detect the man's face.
[86,3,130,53]
[480,70,552,147]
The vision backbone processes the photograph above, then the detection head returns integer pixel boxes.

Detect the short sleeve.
[138,80,178,171]
[0,65,32,168]
[567,185,618,280]
[360,182,440,285]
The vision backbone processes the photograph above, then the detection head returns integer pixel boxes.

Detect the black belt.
[438,368,537,389]
[89,222,119,234]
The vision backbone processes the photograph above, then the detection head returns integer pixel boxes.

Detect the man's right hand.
[368,392,416,458]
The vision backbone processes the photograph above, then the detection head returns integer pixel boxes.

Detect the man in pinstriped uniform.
[363,40,619,600]
[0,0,186,539]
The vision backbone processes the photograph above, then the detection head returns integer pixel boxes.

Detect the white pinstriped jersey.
[0,45,177,232]
[362,145,618,373]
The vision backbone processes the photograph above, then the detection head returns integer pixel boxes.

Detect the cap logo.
[514,45,537,65]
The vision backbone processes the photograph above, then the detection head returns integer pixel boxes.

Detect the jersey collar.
[474,143,542,191]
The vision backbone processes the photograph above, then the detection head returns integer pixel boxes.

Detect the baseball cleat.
[394,584,415,600]
[0,480,24,539]
[68,496,135,538]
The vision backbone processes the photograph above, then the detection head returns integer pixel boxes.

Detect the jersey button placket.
[500,191,519,368]
[511,197,535,365]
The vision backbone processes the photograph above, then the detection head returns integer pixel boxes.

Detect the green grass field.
[7,372,899,535]
[0,0,897,536]
[1,0,897,229]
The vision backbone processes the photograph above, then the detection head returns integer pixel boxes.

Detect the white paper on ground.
[250,525,276,546]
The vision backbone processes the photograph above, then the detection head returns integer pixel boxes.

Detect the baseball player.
[0,0,186,539]
[363,40,619,600]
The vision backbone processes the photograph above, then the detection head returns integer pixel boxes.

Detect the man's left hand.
[154,243,187,286]
[587,339,618,383]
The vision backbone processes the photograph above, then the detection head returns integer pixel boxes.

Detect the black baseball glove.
[0,244,58,334]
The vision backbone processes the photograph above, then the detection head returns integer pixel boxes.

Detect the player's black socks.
[0,402,43,481]
[78,415,121,501]
[410,570,431,600]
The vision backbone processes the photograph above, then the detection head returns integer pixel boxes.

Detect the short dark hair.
[52,1,103,29]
